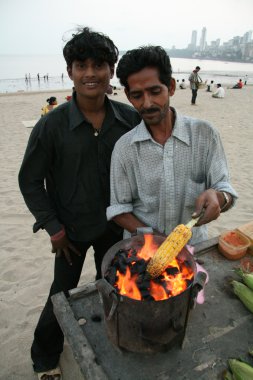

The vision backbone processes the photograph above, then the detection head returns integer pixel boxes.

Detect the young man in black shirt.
[19,27,140,379]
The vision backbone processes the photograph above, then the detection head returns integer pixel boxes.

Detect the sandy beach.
[0,84,252,379]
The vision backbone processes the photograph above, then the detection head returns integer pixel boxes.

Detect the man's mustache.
[140,107,160,115]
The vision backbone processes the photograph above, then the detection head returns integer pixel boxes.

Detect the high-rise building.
[243,31,252,43]
[191,30,197,48]
[199,27,207,51]
[188,30,197,50]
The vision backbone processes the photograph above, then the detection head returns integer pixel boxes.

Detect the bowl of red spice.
[218,230,250,260]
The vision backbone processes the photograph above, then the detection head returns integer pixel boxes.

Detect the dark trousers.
[191,89,198,104]
[31,227,122,372]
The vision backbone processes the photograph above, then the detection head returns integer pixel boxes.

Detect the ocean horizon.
[1,54,253,93]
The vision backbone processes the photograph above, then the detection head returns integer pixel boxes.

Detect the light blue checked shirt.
[107,108,238,244]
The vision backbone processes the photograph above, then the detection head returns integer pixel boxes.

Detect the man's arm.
[113,212,146,233]
[18,120,62,235]
[193,126,237,225]
[192,189,233,226]
[107,141,149,233]
[18,120,81,264]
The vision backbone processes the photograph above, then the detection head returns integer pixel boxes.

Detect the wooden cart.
[52,237,253,380]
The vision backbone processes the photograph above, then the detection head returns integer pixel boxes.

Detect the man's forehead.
[128,84,163,94]
[127,68,164,89]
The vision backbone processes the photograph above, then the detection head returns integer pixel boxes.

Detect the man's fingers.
[55,249,62,258]
[68,243,81,256]
[63,248,72,265]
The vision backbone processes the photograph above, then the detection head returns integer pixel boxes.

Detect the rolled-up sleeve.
[106,145,134,220]
[206,127,238,206]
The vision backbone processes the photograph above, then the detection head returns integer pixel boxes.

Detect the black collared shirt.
[19,94,141,241]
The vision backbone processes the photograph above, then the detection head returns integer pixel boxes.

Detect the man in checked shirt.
[107,46,237,245]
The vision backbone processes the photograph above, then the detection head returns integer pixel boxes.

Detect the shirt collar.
[172,108,190,146]
[68,93,131,131]
[68,92,86,130]
[130,107,190,146]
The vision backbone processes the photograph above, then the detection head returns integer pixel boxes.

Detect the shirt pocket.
[185,178,205,209]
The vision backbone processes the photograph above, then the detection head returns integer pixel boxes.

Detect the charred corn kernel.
[147,224,192,279]
[235,268,253,291]
[228,359,253,380]
[232,280,253,314]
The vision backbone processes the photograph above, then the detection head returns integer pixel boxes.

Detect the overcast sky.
[1,0,253,55]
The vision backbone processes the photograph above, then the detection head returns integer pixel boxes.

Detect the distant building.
[169,27,253,62]
[199,27,207,51]
[243,31,252,43]
[188,30,197,50]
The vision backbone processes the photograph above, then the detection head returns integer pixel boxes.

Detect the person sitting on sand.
[232,79,243,89]
[41,96,58,116]
[212,83,225,98]
[179,79,187,89]
[206,80,214,92]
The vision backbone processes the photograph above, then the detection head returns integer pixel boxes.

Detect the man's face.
[125,67,175,126]
[67,58,114,99]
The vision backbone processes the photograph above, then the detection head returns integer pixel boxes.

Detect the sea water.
[0,54,253,93]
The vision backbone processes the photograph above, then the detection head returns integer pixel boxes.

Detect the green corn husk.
[235,268,253,291]
[228,359,253,380]
[223,369,234,380]
[232,280,253,314]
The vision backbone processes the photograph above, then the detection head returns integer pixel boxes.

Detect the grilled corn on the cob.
[232,280,253,314]
[228,359,253,380]
[147,222,194,279]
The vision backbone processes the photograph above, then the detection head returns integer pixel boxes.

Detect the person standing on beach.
[18,27,140,380]
[107,46,237,244]
[188,66,202,105]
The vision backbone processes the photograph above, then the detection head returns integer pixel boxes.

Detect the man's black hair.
[116,46,173,91]
[63,27,119,67]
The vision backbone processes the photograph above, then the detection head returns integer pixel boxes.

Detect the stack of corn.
[147,218,198,279]
[223,359,253,379]
[232,268,253,314]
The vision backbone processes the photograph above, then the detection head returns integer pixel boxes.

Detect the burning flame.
[114,234,194,301]
[116,267,142,300]
[137,234,158,260]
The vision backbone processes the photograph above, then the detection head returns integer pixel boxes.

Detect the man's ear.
[67,66,72,80]
[110,66,114,79]
[124,88,130,101]
[169,78,176,96]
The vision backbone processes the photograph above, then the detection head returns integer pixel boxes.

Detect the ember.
[105,234,194,301]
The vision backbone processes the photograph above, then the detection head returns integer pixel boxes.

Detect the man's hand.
[51,229,81,265]
[192,189,221,226]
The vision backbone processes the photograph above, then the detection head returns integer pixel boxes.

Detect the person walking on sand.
[18,27,140,380]
[107,46,237,244]
[189,66,202,105]
[212,83,225,98]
